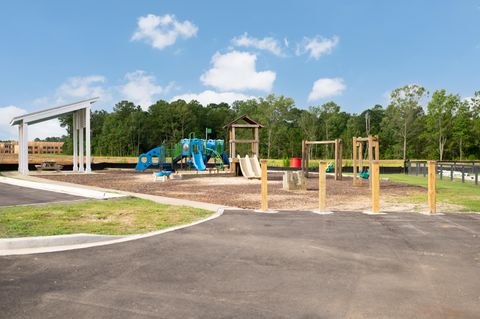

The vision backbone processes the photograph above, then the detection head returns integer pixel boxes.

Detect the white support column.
[23,123,29,174]
[79,123,84,172]
[73,112,78,172]
[85,106,91,172]
[18,124,23,173]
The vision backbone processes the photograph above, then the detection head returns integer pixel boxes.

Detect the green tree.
[452,100,472,160]
[425,90,459,160]
[383,84,427,160]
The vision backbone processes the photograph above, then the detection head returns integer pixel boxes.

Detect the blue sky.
[1,0,479,139]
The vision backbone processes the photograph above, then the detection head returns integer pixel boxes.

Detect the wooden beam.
[319,161,327,212]
[428,161,436,214]
[254,127,259,157]
[359,140,364,172]
[231,126,236,158]
[229,139,258,144]
[371,160,380,213]
[352,137,357,185]
[261,159,268,211]
[231,124,261,128]
[335,139,343,180]
[306,141,310,177]
[355,136,379,142]
[368,135,373,189]
[305,140,336,145]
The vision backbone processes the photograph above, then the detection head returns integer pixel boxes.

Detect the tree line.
[58,85,480,161]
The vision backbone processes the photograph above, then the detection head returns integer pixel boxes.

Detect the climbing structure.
[135,146,166,171]
[136,135,230,172]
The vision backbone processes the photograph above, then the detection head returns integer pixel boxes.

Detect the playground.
[32,115,475,213]
[39,170,458,212]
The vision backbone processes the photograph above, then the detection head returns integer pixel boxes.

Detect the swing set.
[301,139,343,180]
[352,135,380,185]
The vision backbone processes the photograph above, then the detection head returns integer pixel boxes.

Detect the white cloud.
[0,105,66,140]
[119,70,173,109]
[200,51,276,92]
[231,33,284,56]
[171,90,256,105]
[0,105,27,139]
[296,35,339,60]
[131,14,198,50]
[55,75,109,104]
[308,78,346,101]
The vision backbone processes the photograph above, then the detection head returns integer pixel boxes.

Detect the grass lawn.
[0,197,212,238]
[384,174,480,212]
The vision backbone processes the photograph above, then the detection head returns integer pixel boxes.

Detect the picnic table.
[35,161,63,172]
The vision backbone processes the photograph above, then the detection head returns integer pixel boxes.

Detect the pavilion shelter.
[10,97,98,174]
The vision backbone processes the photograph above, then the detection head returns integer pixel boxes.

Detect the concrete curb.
[0,208,225,256]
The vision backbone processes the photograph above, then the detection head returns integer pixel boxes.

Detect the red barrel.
[290,157,301,168]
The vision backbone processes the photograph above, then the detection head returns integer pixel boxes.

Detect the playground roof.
[223,115,264,128]
[10,97,99,126]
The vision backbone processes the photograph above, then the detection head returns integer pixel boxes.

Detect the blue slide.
[192,151,206,171]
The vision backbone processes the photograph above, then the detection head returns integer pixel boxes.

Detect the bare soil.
[38,169,452,213]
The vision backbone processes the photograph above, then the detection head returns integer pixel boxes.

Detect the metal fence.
[405,160,479,186]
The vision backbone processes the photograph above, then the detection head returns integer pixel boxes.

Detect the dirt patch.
[38,170,452,213]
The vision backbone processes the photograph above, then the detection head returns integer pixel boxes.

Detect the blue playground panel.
[135,146,165,171]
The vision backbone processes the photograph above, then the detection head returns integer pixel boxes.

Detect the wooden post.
[337,139,343,180]
[358,140,364,172]
[428,161,436,214]
[254,127,259,157]
[374,137,380,161]
[231,126,236,158]
[371,160,380,213]
[301,140,306,177]
[334,139,339,180]
[261,159,268,211]
[319,161,327,212]
[368,135,373,189]
[352,137,357,185]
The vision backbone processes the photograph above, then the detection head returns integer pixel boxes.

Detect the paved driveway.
[0,182,83,207]
[1,210,479,318]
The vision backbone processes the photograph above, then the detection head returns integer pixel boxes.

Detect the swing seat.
[359,168,370,179]
[325,162,334,173]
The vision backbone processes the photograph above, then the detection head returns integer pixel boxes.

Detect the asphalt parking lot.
[1,210,479,318]
[0,182,83,207]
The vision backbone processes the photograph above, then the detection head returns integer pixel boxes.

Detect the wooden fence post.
[371,160,380,213]
[261,159,268,211]
[352,137,358,185]
[319,161,327,212]
[428,161,436,214]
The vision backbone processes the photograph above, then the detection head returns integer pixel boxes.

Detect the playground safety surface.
[40,170,459,212]
[1,210,479,318]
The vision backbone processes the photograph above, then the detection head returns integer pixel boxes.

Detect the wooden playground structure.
[224,115,263,176]
[352,135,380,185]
[301,139,343,180]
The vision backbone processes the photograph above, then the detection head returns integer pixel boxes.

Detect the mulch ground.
[41,170,426,211]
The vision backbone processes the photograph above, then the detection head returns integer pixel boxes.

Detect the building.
[0,141,17,154]
[0,141,64,154]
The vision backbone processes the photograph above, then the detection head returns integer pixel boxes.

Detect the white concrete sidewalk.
[2,172,231,212]
[0,176,123,200]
